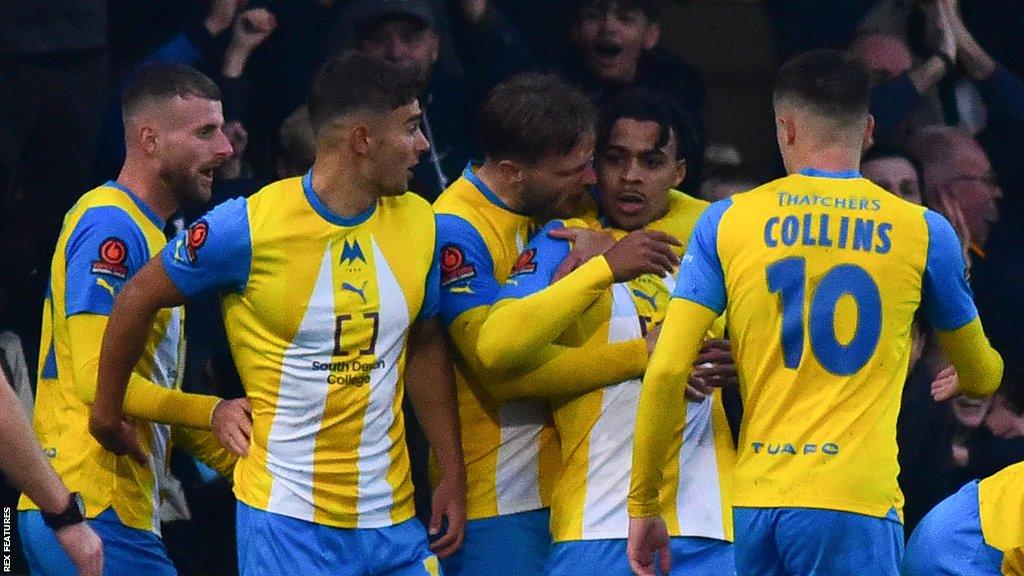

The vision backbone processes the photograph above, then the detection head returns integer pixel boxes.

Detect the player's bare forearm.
[405,317,465,479]
[628,298,717,517]
[91,258,188,439]
[0,371,71,514]
[936,317,1003,398]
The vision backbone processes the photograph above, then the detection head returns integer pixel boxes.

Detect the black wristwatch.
[41,492,85,531]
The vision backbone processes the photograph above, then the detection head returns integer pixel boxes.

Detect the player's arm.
[626,199,730,576]
[171,425,241,478]
[57,208,223,429]
[437,215,650,401]
[921,211,1003,398]
[476,221,679,372]
[70,313,220,427]
[0,370,104,576]
[628,299,718,516]
[454,309,649,401]
[405,246,465,556]
[91,199,254,459]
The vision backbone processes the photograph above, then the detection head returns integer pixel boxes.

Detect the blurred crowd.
[1,0,1022,573]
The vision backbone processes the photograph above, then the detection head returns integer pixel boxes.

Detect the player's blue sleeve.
[671,198,731,314]
[418,228,441,321]
[921,210,978,330]
[496,220,572,301]
[436,213,499,326]
[63,206,151,317]
[162,197,252,299]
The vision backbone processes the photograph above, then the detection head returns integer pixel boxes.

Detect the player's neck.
[475,163,525,213]
[787,146,861,175]
[116,157,178,221]
[309,159,377,217]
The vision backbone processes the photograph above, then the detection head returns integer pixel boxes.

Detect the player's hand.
[428,471,467,558]
[212,398,253,457]
[231,7,277,54]
[684,378,714,402]
[548,227,617,282]
[55,522,103,576]
[690,339,738,389]
[931,364,960,401]
[603,230,681,282]
[89,413,148,465]
[627,516,670,576]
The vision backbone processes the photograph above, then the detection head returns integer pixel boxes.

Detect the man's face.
[518,133,597,221]
[597,118,683,231]
[850,34,912,84]
[951,395,992,429]
[862,156,922,205]
[359,18,438,81]
[366,99,430,197]
[985,395,1024,439]
[945,148,1002,247]
[572,2,658,85]
[155,96,232,207]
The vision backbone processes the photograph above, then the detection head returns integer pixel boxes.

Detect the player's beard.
[160,164,211,211]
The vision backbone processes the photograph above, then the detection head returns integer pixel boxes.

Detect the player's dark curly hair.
[597,88,693,161]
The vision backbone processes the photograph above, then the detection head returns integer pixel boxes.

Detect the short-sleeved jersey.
[674,169,978,518]
[18,182,183,533]
[433,165,560,520]
[979,461,1024,552]
[162,172,439,528]
[497,190,735,542]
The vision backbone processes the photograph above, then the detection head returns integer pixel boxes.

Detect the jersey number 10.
[767,257,882,375]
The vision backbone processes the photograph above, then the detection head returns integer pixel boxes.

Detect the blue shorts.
[440,509,550,576]
[19,508,176,576]
[546,536,735,576]
[734,507,903,576]
[902,481,1003,576]
[236,501,440,576]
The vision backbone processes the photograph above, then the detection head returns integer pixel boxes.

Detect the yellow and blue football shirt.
[979,461,1024,552]
[161,171,439,529]
[433,166,561,520]
[663,169,982,518]
[18,182,187,533]
[494,190,735,543]
[433,164,649,521]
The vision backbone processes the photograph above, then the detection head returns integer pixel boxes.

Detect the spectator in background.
[861,145,923,205]
[562,0,705,194]
[339,0,531,201]
[851,0,1024,149]
[907,126,1000,257]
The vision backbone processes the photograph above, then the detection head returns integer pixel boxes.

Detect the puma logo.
[342,281,368,303]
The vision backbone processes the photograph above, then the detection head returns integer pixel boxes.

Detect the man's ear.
[672,158,686,188]
[349,124,372,156]
[643,23,660,51]
[140,125,159,156]
[863,114,876,152]
[777,113,797,147]
[498,159,525,186]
